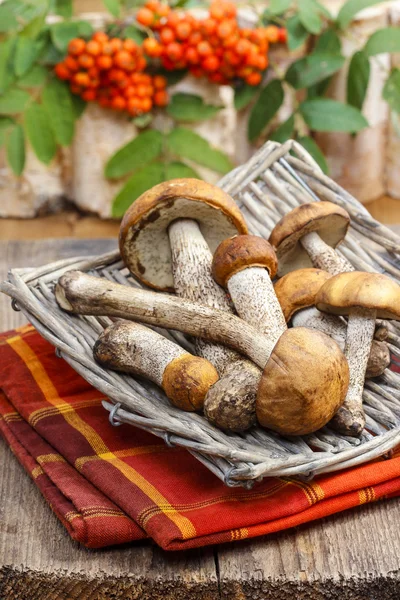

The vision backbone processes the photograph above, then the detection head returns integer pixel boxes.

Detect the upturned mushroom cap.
[162,354,219,411]
[119,178,248,291]
[212,235,278,288]
[269,202,350,276]
[274,268,333,322]
[256,328,349,436]
[315,271,400,320]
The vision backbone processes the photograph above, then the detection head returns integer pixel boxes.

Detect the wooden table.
[1,238,400,600]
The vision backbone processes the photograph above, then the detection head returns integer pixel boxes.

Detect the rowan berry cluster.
[55,31,168,116]
[138,0,287,86]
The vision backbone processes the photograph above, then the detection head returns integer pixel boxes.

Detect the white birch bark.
[387,1,400,198]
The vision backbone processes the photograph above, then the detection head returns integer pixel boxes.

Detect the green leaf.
[164,161,200,180]
[364,28,400,57]
[383,68,400,114]
[50,22,80,52]
[70,93,86,119]
[76,20,94,38]
[234,83,261,111]
[269,114,295,143]
[167,127,233,173]
[286,15,309,51]
[0,38,17,94]
[6,123,25,175]
[14,38,38,77]
[300,98,368,132]
[286,52,344,89]
[167,93,223,121]
[347,50,370,110]
[112,162,165,217]
[337,0,387,29]
[0,88,30,114]
[124,25,147,44]
[298,0,323,34]
[103,0,121,17]
[0,116,15,147]
[105,130,163,179]
[42,79,75,145]
[18,64,49,88]
[24,103,57,165]
[21,13,47,39]
[0,4,18,32]
[52,0,73,18]
[132,112,153,128]
[269,0,292,15]
[314,29,341,53]
[248,79,284,142]
[297,136,328,173]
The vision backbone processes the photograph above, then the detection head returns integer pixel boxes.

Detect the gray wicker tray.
[2,140,400,488]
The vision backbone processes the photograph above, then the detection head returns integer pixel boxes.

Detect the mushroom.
[274,268,391,379]
[269,201,353,277]
[93,321,219,411]
[316,271,400,436]
[119,178,261,431]
[56,271,349,436]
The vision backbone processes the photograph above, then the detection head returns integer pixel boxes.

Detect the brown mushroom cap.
[212,235,278,288]
[256,328,349,436]
[119,178,248,291]
[269,202,350,276]
[274,268,333,322]
[162,354,219,412]
[315,271,400,320]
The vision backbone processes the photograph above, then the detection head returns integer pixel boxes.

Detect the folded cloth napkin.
[1,325,400,551]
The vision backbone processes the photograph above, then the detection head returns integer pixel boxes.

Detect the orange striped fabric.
[1,325,400,551]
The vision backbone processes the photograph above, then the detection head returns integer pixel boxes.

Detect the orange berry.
[137,7,154,27]
[176,21,191,40]
[70,84,81,94]
[210,3,224,20]
[68,38,86,56]
[78,53,95,69]
[64,56,79,72]
[143,37,162,57]
[246,71,262,86]
[137,56,147,71]
[223,33,239,48]
[165,42,183,62]
[131,72,142,83]
[166,12,180,28]
[145,84,154,96]
[93,31,109,44]
[188,31,202,46]
[117,75,129,89]
[201,18,217,35]
[115,50,135,70]
[217,20,236,39]
[190,67,203,78]
[98,97,111,108]
[109,68,125,82]
[110,38,123,53]
[141,97,152,112]
[278,28,287,43]
[55,63,71,80]
[97,55,113,69]
[202,55,220,72]
[246,50,261,68]
[235,38,252,56]
[82,88,97,101]
[224,50,241,66]
[123,38,137,53]
[87,66,99,78]
[109,87,120,98]
[157,3,170,17]
[146,0,160,10]
[153,74,167,89]
[86,40,102,56]
[154,89,168,106]
[125,85,137,97]
[257,55,268,70]
[136,84,148,98]
[101,41,114,55]
[265,25,279,44]
[74,72,90,87]
[160,27,175,44]
[185,46,199,65]
[209,72,225,84]
[197,40,212,57]
[111,96,127,111]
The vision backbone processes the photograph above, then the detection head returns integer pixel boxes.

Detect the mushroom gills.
[300,231,354,275]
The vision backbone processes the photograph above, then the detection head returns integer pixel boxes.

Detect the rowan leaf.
[314,28,341,53]
[234,83,261,110]
[164,161,200,180]
[269,114,295,143]
[337,0,387,29]
[286,15,309,50]
[300,98,368,132]
[383,68,400,114]
[167,93,223,121]
[0,88,30,114]
[50,22,80,52]
[51,0,73,18]
[24,103,57,164]
[0,4,18,33]
[18,64,48,88]
[248,79,284,141]
[167,127,233,173]
[103,0,121,17]
[6,123,25,175]
[347,50,370,110]
[14,37,39,77]
[112,163,165,217]
[297,136,328,173]
[0,38,17,94]
[105,130,163,179]
[364,28,400,57]
[269,0,292,15]
[42,79,75,145]
[0,116,15,147]
[298,0,323,34]
[286,52,344,89]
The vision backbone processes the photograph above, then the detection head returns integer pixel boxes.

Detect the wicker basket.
[2,140,400,489]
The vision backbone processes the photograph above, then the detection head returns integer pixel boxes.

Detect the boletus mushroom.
[56,271,349,436]
[269,201,353,276]
[274,268,391,379]
[316,271,400,436]
[94,321,219,411]
[119,178,261,432]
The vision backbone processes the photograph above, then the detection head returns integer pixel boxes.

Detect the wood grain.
[1,238,400,600]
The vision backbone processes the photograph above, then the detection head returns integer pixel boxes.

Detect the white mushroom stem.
[227,267,287,345]
[331,307,377,436]
[168,218,240,375]
[300,231,354,275]
[56,271,276,368]
[292,307,390,378]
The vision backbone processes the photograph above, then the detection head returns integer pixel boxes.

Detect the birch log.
[386,2,400,198]
[316,3,390,204]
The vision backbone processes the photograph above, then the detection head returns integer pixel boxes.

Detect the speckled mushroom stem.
[331,307,377,436]
[227,268,287,346]
[56,271,275,368]
[300,231,354,275]
[292,307,390,378]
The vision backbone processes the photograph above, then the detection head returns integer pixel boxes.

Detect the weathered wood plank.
[0,239,218,600]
